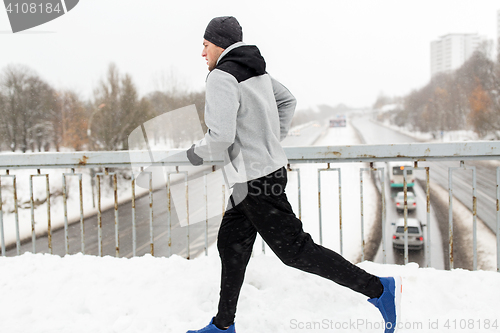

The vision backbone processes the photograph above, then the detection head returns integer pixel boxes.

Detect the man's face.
[202,39,224,71]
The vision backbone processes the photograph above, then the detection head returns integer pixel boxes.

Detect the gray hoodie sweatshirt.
[193,42,296,184]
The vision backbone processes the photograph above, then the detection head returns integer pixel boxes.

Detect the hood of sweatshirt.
[214,43,267,83]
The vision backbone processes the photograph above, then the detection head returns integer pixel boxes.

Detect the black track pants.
[214,167,383,327]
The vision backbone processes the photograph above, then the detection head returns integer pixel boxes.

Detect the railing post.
[132,173,137,257]
[166,168,189,259]
[449,161,477,270]
[317,164,343,255]
[380,166,386,265]
[149,171,154,257]
[338,168,343,257]
[425,167,431,268]
[184,171,189,259]
[0,172,22,256]
[403,168,409,265]
[29,174,36,253]
[286,164,302,254]
[63,169,83,255]
[401,164,431,267]
[113,172,119,258]
[77,171,83,254]
[359,167,365,261]
[13,173,20,256]
[318,167,323,246]
[497,167,500,273]
[97,173,103,257]
[449,166,454,270]
[166,169,172,258]
[0,176,4,256]
[472,165,477,271]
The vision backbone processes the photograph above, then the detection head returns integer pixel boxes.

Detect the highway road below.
[352,115,499,270]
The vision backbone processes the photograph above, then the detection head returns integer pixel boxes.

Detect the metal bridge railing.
[0,141,499,272]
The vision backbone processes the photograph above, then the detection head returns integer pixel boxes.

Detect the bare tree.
[458,50,498,137]
[146,89,206,146]
[91,63,154,150]
[0,65,55,152]
[55,90,88,151]
[0,87,6,150]
[0,65,28,151]
[395,47,499,138]
[372,93,392,110]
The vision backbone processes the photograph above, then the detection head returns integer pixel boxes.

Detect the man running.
[186,16,402,333]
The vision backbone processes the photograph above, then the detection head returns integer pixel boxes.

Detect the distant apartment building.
[430,33,486,77]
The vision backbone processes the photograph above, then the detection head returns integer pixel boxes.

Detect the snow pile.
[1,252,499,333]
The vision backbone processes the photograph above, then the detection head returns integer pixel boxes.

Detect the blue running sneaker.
[186,318,236,333]
[368,276,402,333]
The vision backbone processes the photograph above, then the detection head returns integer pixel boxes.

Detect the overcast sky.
[1,0,499,110]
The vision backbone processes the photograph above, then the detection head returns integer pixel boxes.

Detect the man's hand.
[187,144,204,166]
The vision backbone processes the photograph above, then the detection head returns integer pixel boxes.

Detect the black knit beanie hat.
[204,16,242,49]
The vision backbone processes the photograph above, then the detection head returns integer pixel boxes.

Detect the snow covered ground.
[1,252,500,333]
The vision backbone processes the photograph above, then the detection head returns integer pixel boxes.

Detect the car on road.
[329,114,346,127]
[392,218,425,250]
[395,191,416,213]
